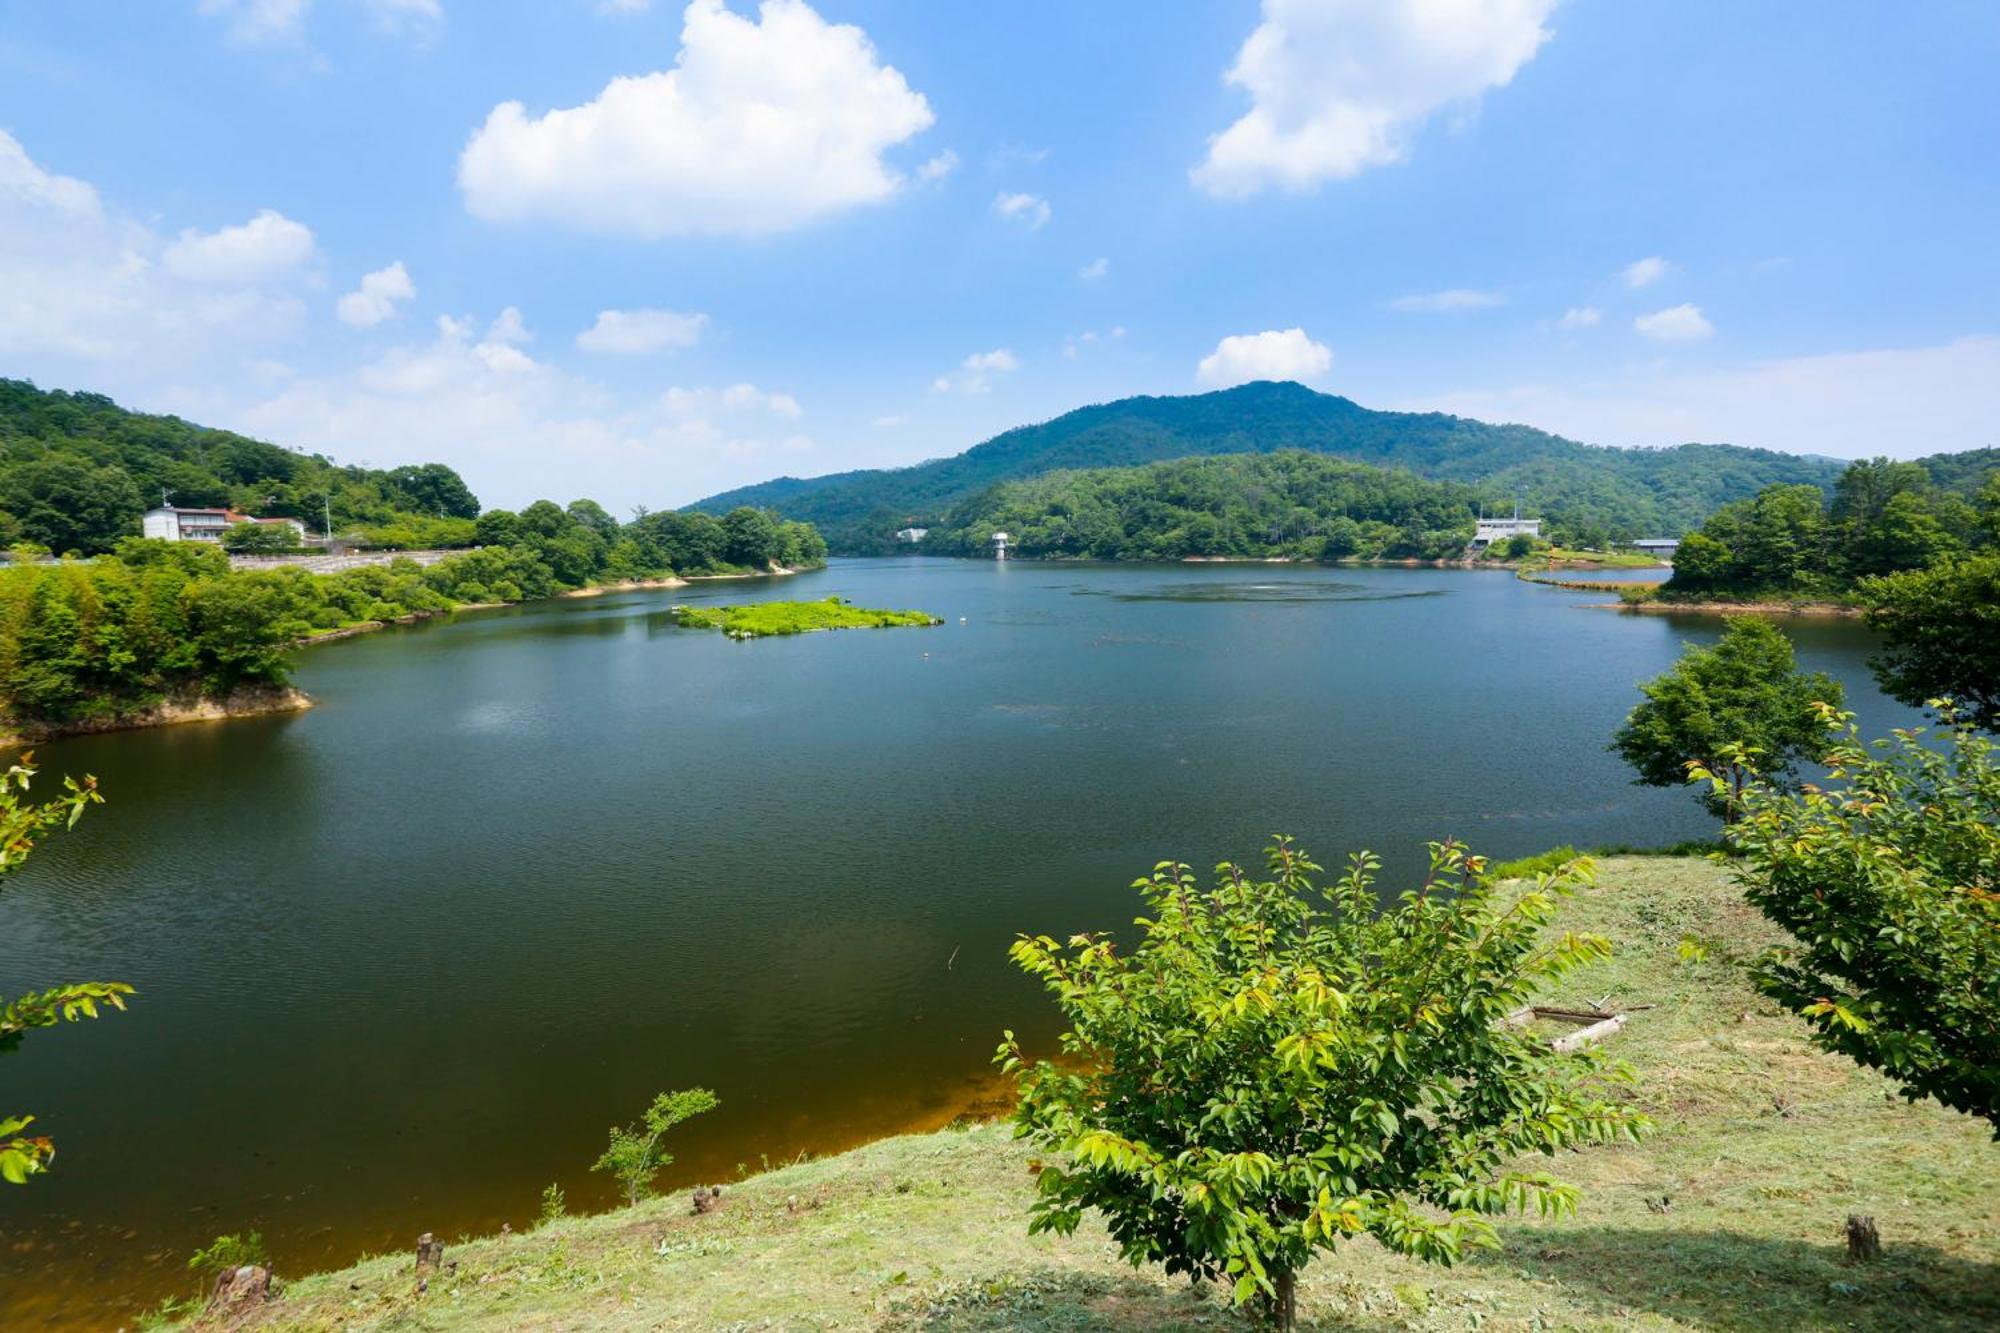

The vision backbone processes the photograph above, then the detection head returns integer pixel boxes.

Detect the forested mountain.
[0,378,480,554]
[693,380,1856,552]
[923,452,1487,561]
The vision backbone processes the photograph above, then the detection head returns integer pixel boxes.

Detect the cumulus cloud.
[1195,328,1332,387]
[458,0,935,238]
[1554,306,1601,330]
[336,260,416,328]
[1412,336,2000,458]
[1193,0,1557,196]
[916,150,959,183]
[576,307,709,355]
[1078,256,1109,281]
[1634,303,1714,342]
[1622,255,1671,288]
[992,191,1051,229]
[0,130,310,366]
[933,348,1019,394]
[163,209,317,284]
[1388,287,1502,313]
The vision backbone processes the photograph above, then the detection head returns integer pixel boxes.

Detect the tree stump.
[692,1185,725,1215]
[209,1264,272,1309]
[415,1232,445,1273]
[1845,1214,1881,1263]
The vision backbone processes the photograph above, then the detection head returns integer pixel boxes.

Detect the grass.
[188,857,1999,1332]
[672,596,943,639]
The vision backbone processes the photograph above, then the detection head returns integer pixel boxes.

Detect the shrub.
[998,838,1647,1329]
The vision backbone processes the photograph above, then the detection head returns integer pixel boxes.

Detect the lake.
[0,559,1918,1325]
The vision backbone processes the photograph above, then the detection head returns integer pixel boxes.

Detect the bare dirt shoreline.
[1587,598,1862,618]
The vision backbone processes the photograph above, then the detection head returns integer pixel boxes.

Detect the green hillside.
[692,381,1854,553]
[0,378,480,554]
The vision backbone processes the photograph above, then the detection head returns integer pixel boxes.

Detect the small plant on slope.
[1713,704,2000,1130]
[592,1087,719,1207]
[997,838,1648,1330]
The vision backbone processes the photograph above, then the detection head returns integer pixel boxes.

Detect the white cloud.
[485,306,532,346]
[0,130,310,366]
[871,412,908,428]
[361,0,443,39]
[1196,327,1332,387]
[1078,256,1109,281]
[1193,0,1557,196]
[1388,287,1502,313]
[992,191,1051,229]
[199,0,312,45]
[335,260,416,328]
[163,209,317,284]
[1554,305,1601,330]
[1412,335,2000,458]
[576,307,709,355]
[458,0,934,238]
[916,150,959,183]
[934,347,1019,394]
[1623,255,1672,288]
[662,382,801,419]
[234,314,815,507]
[1634,303,1714,342]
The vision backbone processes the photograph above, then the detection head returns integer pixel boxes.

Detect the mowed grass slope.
[196,858,2000,1332]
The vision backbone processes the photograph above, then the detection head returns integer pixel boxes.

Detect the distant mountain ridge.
[691,381,1854,552]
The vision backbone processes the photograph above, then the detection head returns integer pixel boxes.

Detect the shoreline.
[7,566,821,746]
[1591,598,1862,617]
[0,685,313,748]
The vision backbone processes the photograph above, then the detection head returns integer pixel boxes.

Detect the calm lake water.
[0,559,1918,1325]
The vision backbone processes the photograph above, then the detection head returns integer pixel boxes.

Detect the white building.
[894,527,929,544]
[143,506,307,545]
[1469,516,1542,550]
[990,531,1010,560]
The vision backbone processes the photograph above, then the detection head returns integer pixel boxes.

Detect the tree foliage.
[1716,708,2000,1130]
[1611,618,1844,819]
[592,1087,719,1207]
[1663,455,1996,600]
[998,839,1647,1327]
[925,451,1486,562]
[0,754,131,1185]
[1861,553,2000,730]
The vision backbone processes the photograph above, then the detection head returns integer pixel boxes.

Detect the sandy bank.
[1,685,313,746]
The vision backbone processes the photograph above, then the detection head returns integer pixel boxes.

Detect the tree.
[998,839,1646,1329]
[385,464,480,519]
[1611,618,1843,820]
[0,459,144,555]
[221,521,294,554]
[1717,708,1999,1130]
[591,1087,719,1207]
[1,754,132,1184]
[721,507,781,569]
[1861,554,2000,729]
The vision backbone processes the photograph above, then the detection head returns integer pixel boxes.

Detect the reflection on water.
[1072,578,1447,603]
[0,558,1917,1326]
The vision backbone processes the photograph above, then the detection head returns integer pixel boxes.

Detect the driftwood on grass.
[1502,1003,1638,1052]
[1847,1214,1882,1263]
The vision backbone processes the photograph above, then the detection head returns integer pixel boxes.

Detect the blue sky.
[2,1,1996,510]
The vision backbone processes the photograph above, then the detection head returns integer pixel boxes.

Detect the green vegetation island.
[671,596,943,639]
[154,854,2000,1331]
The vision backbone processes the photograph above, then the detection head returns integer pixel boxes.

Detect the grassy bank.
[672,596,942,639]
[182,856,1999,1332]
